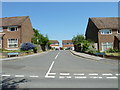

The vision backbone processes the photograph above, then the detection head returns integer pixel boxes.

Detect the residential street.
[1,50,119,88]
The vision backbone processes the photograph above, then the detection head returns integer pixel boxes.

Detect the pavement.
[0,50,51,61]
[1,50,119,88]
[70,50,106,60]
[70,50,119,65]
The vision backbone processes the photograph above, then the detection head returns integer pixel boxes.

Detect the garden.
[72,34,120,60]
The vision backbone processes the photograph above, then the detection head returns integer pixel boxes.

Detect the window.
[118,29,120,33]
[102,42,113,51]
[8,39,18,48]
[63,43,68,45]
[0,27,3,32]
[100,29,112,34]
[8,26,18,31]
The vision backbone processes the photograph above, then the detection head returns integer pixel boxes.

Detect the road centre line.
[55,52,60,59]
[45,61,55,78]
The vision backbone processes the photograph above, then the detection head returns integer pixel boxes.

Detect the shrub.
[33,46,38,53]
[20,42,35,51]
[106,48,119,53]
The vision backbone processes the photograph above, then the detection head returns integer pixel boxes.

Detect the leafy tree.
[32,28,40,44]
[72,34,85,52]
[32,28,50,51]
[72,34,91,52]
[72,34,85,45]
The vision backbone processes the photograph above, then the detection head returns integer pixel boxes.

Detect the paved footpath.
[1,50,119,88]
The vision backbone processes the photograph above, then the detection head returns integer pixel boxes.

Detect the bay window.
[102,42,113,51]
[8,39,18,48]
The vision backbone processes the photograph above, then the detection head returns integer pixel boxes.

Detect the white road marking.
[59,76,65,79]
[48,73,56,75]
[29,75,39,78]
[15,75,24,77]
[75,76,87,79]
[66,76,72,78]
[106,77,118,79]
[60,73,70,76]
[45,76,55,78]
[90,77,103,79]
[115,74,120,76]
[102,73,113,76]
[89,73,98,76]
[55,52,60,59]
[1,75,11,77]
[73,73,85,75]
[45,61,55,78]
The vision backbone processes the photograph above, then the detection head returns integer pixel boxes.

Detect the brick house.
[0,16,34,50]
[62,40,74,50]
[114,34,120,50]
[85,17,120,51]
[49,40,59,49]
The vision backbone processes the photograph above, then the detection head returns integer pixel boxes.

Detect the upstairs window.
[100,29,112,34]
[118,29,120,33]
[0,27,3,32]
[8,26,18,32]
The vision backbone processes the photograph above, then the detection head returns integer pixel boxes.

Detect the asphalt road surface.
[1,50,119,88]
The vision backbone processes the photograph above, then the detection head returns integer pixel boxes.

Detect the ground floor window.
[102,42,113,51]
[8,39,18,48]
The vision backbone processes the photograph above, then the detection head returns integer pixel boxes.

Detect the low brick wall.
[85,52,120,60]
[104,55,120,60]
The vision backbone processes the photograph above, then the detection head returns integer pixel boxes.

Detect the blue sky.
[2,2,118,46]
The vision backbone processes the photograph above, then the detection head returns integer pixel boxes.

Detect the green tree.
[72,34,85,52]
[72,34,90,52]
[32,28,50,51]
[32,28,40,44]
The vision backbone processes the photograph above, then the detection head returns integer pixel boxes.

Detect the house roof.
[49,40,59,43]
[115,34,120,41]
[90,17,120,29]
[0,33,5,38]
[0,16,29,27]
[62,40,73,43]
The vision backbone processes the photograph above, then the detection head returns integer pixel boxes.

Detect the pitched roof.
[49,40,59,43]
[0,33,5,38]
[0,16,29,26]
[62,40,73,43]
[90,17,120,29]
[115,34,120,41]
